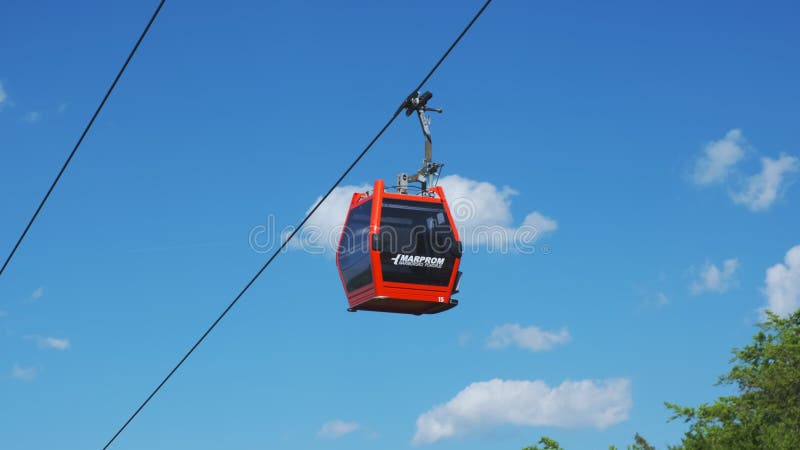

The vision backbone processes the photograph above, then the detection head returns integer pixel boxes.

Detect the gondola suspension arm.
[398,91,443,194]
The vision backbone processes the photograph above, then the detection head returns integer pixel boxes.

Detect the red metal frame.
[336,180,462,315]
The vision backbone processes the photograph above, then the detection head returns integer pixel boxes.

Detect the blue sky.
[2,1,800,449]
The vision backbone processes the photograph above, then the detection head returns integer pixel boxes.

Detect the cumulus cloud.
[521,211,558,235]
[486,324,571,352]
[30,287,44,302]
[634,284,671,309]
[413,378,632,444]
[0,81,7,109]
[260,175,556,255]
[39,336,70,350]
[690,259,739,294]
[690,129,798,211]
[293,183,371,254]
[692,129,746,185]
[248,184,369,255]
[12,364,39,381]
[438,175,557,248]
[732,154,798,211]
[24,335,71,350]
[318,419,361,438]
[763,245,800,317]
[22,111,41,124]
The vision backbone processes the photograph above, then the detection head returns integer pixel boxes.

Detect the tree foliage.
[522,310,800,450]
[523,433,653,450]
[523,436,564,450]
[666,310,800,449]
[608,433,656,450]
[633,432,656,450]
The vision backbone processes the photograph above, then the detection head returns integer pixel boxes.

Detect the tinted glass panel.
[378,199,457,286]
[338,200,373,292]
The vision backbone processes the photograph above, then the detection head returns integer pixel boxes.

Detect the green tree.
[524,433,654,450]
[666,310,800,449]
[632,433,656,450]
[523,436,564,450]
[608,433,656,450]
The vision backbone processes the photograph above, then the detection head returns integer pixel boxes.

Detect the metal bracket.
[397,91,443,194]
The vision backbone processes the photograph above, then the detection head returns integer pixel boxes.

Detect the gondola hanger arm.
[398,91,443,194]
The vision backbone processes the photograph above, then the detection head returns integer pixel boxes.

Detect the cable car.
[335,91,463,315]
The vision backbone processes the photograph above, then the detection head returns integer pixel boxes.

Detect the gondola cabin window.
[337,200,372,292]
[378,199,457,286]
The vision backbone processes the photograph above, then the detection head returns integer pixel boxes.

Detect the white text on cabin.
[390,254,446,269]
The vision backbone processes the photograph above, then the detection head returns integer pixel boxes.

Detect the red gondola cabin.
[336,180,462,315]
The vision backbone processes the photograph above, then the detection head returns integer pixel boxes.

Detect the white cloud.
[763,244,800,317]
[690,259,739,294]
[12,364,39,381]
[281,183,370,254]
[0,81,7,109]
[413,378,632,444]
[22,111,41,124]
[522,211,558,235]
[30,287,44,302]
[278,175,556,254]
[635,285,670,309]
[318,419,361,438]
[486,324,571,352]
[732,154,798,211]
[438,175,557,248]
[689,129,798,211]
[457,331,473,347]
[439,175,516,230]
[39,336,70,350]
[24,334,71,350]
[692,129,746,185]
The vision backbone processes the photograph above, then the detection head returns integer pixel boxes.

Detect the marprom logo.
[390,254,446,269]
